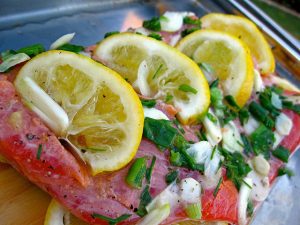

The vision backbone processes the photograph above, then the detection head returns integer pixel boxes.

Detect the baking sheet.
[0,0,299,224]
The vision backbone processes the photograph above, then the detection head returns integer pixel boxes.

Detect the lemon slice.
[44,199,88,225]
[94,33,210,124]
[201,13,275,74]
[176,30,254,107]
[14,50,144,174]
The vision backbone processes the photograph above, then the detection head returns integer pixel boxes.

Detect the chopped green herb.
[165,93,173,103]
[250,124,275,158]
[104,31,120,38]
[277,166,294,178]
[271,85,284,95]
[143,117,202,172]
[173,118,185,134]
[165,170,178,184]
[249,102,275,128]
[247,201,254,217]
[136,185,152,217]
[220,148,252,189]
[213,177,223,197]
[170,151,183,166]
[57,43,84,53]
[141,99,156,108]
[16,44,45,57]
[210,146,217,160]
[210,87,225,110]
[259,88,280,117]
[206,112,217,123]
[143,117,178,148]
[36,144,42,160]
[282,100,300,115]
[91,213,131,225]
[225,95,240,110]
[126,157,147,189]
[183,16,201,26]
[209,79,219,88]
[242,179,252,189]
[146,156,156,184]
[199,62,214,75]
[178,84,197,94]
[272,145,290,163]
[152,64,163,79]
[181,28,200,37]
[223,107,238,124]
[148,32,162,40]
[197,128,207,141]
[239,107,250,125]
[143,17,161,31]
[241,134,252,155]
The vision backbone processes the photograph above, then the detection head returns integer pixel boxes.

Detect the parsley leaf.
[277,166,294,178]
[250,124,275,158]
[249,101,275,129]
[148,32,162,40]
[272,145,290,162]
[57,43,84,53]
[16,44,45,57]
[220,148,251,190]
[183,16,201,26]
[165,170,178,184]
[143,17,161,31]
[141,99,156,108]
[181,28,200,37]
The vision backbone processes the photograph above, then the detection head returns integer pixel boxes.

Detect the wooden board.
[0,163,51,225]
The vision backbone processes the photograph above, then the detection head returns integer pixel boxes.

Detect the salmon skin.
[0,79,138,224]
